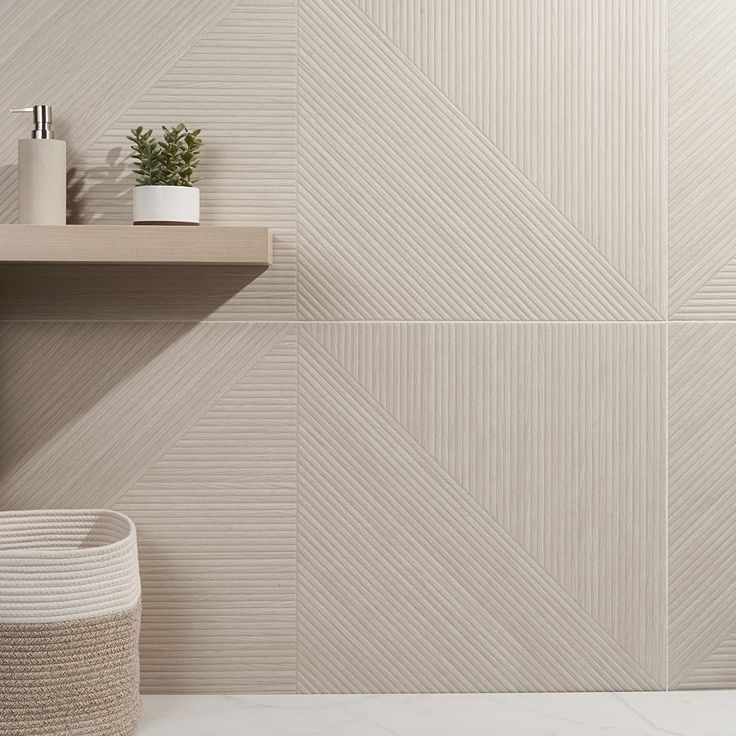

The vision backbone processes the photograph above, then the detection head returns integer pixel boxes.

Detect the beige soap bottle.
[11,105,66,224]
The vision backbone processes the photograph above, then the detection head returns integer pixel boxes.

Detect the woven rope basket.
[0,509,141,736]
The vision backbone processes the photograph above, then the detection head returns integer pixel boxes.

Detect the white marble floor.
[137,692,736,735]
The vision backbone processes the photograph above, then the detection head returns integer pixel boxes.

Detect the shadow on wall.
[0,263,267,321]
[0,259,266,492]
[0,147,130,224]
[0,321,193,500]
[67,148,129,224]
[0,164,17,223]
[0,316,281,510]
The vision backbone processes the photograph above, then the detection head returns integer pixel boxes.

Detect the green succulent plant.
[127,124,203,187]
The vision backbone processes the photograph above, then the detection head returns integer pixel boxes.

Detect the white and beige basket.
[0,509,141,736]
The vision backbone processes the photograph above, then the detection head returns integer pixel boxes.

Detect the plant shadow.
[67,147,130,224]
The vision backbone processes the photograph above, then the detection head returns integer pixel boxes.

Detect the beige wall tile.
[0,0,680,695]
[0,0,296,321]
[0,0,235,180]
[297,0,665,320]
[0,322,297,692]
[298,323,666,691]
[669,2,736,318]
[669,324,736,688]
[351,0,667,316]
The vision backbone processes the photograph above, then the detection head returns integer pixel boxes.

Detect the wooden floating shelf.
[0,225,272,265]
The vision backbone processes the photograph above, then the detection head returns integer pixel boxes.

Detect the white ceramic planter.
[133,185,200,225]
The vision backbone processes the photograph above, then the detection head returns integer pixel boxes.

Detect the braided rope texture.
[0,510,141,735]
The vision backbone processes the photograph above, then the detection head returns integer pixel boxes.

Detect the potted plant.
[127,124,203,225]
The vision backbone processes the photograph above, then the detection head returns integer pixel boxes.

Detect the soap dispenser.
[11,105,66,224]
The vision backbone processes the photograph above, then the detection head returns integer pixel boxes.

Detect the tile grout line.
[295,0,301,695]
[665,0,670,692]
[0,319,672,325]
[295,322,301,694]
[295,0,302,329]
[665,319,669,692]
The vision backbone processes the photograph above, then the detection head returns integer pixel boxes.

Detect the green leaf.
[128,123,202,186]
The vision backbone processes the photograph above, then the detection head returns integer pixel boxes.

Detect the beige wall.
[0,0,729,692]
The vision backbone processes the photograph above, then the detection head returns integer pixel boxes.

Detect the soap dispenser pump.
[11,104,66,224]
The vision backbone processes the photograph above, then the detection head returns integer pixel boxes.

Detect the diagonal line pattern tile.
[298,324,665,691]
[1,0,297,322]
[669,324,736,688]
[116,332,297,693]
[669,1,736,317]
[674,633,736,690]
[0,322,298,693]
[69,0,296,321]
[297,0,659,321]
[0,0,239,222]
[306,322,666,682]
[0,322,290,511]
[351,0,667,315]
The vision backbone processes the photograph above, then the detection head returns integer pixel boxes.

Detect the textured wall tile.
[669,324,736,689]
[0,0,296,321]
[297,0,662,321]
[351,0,667,316]
[0,322,297,692]
[0,0,236,187]
[0,0,680,697]
[298,323,666,692]
[669,2,736,318]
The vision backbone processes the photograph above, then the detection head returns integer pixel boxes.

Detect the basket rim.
[0,509,136,559]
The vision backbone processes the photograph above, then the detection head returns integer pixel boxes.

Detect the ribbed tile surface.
[0,323,291,509]
[669,324,736,688]
[0,0,697,696]
[0,323,297,692]
[117,334,296,692]
[669,1,736,318]
[298,323,665,691]
[351,0,667,315]
[675,633,736,691]
[0,0,296,321]
[297,0,659,321]
[0,0,236,216]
